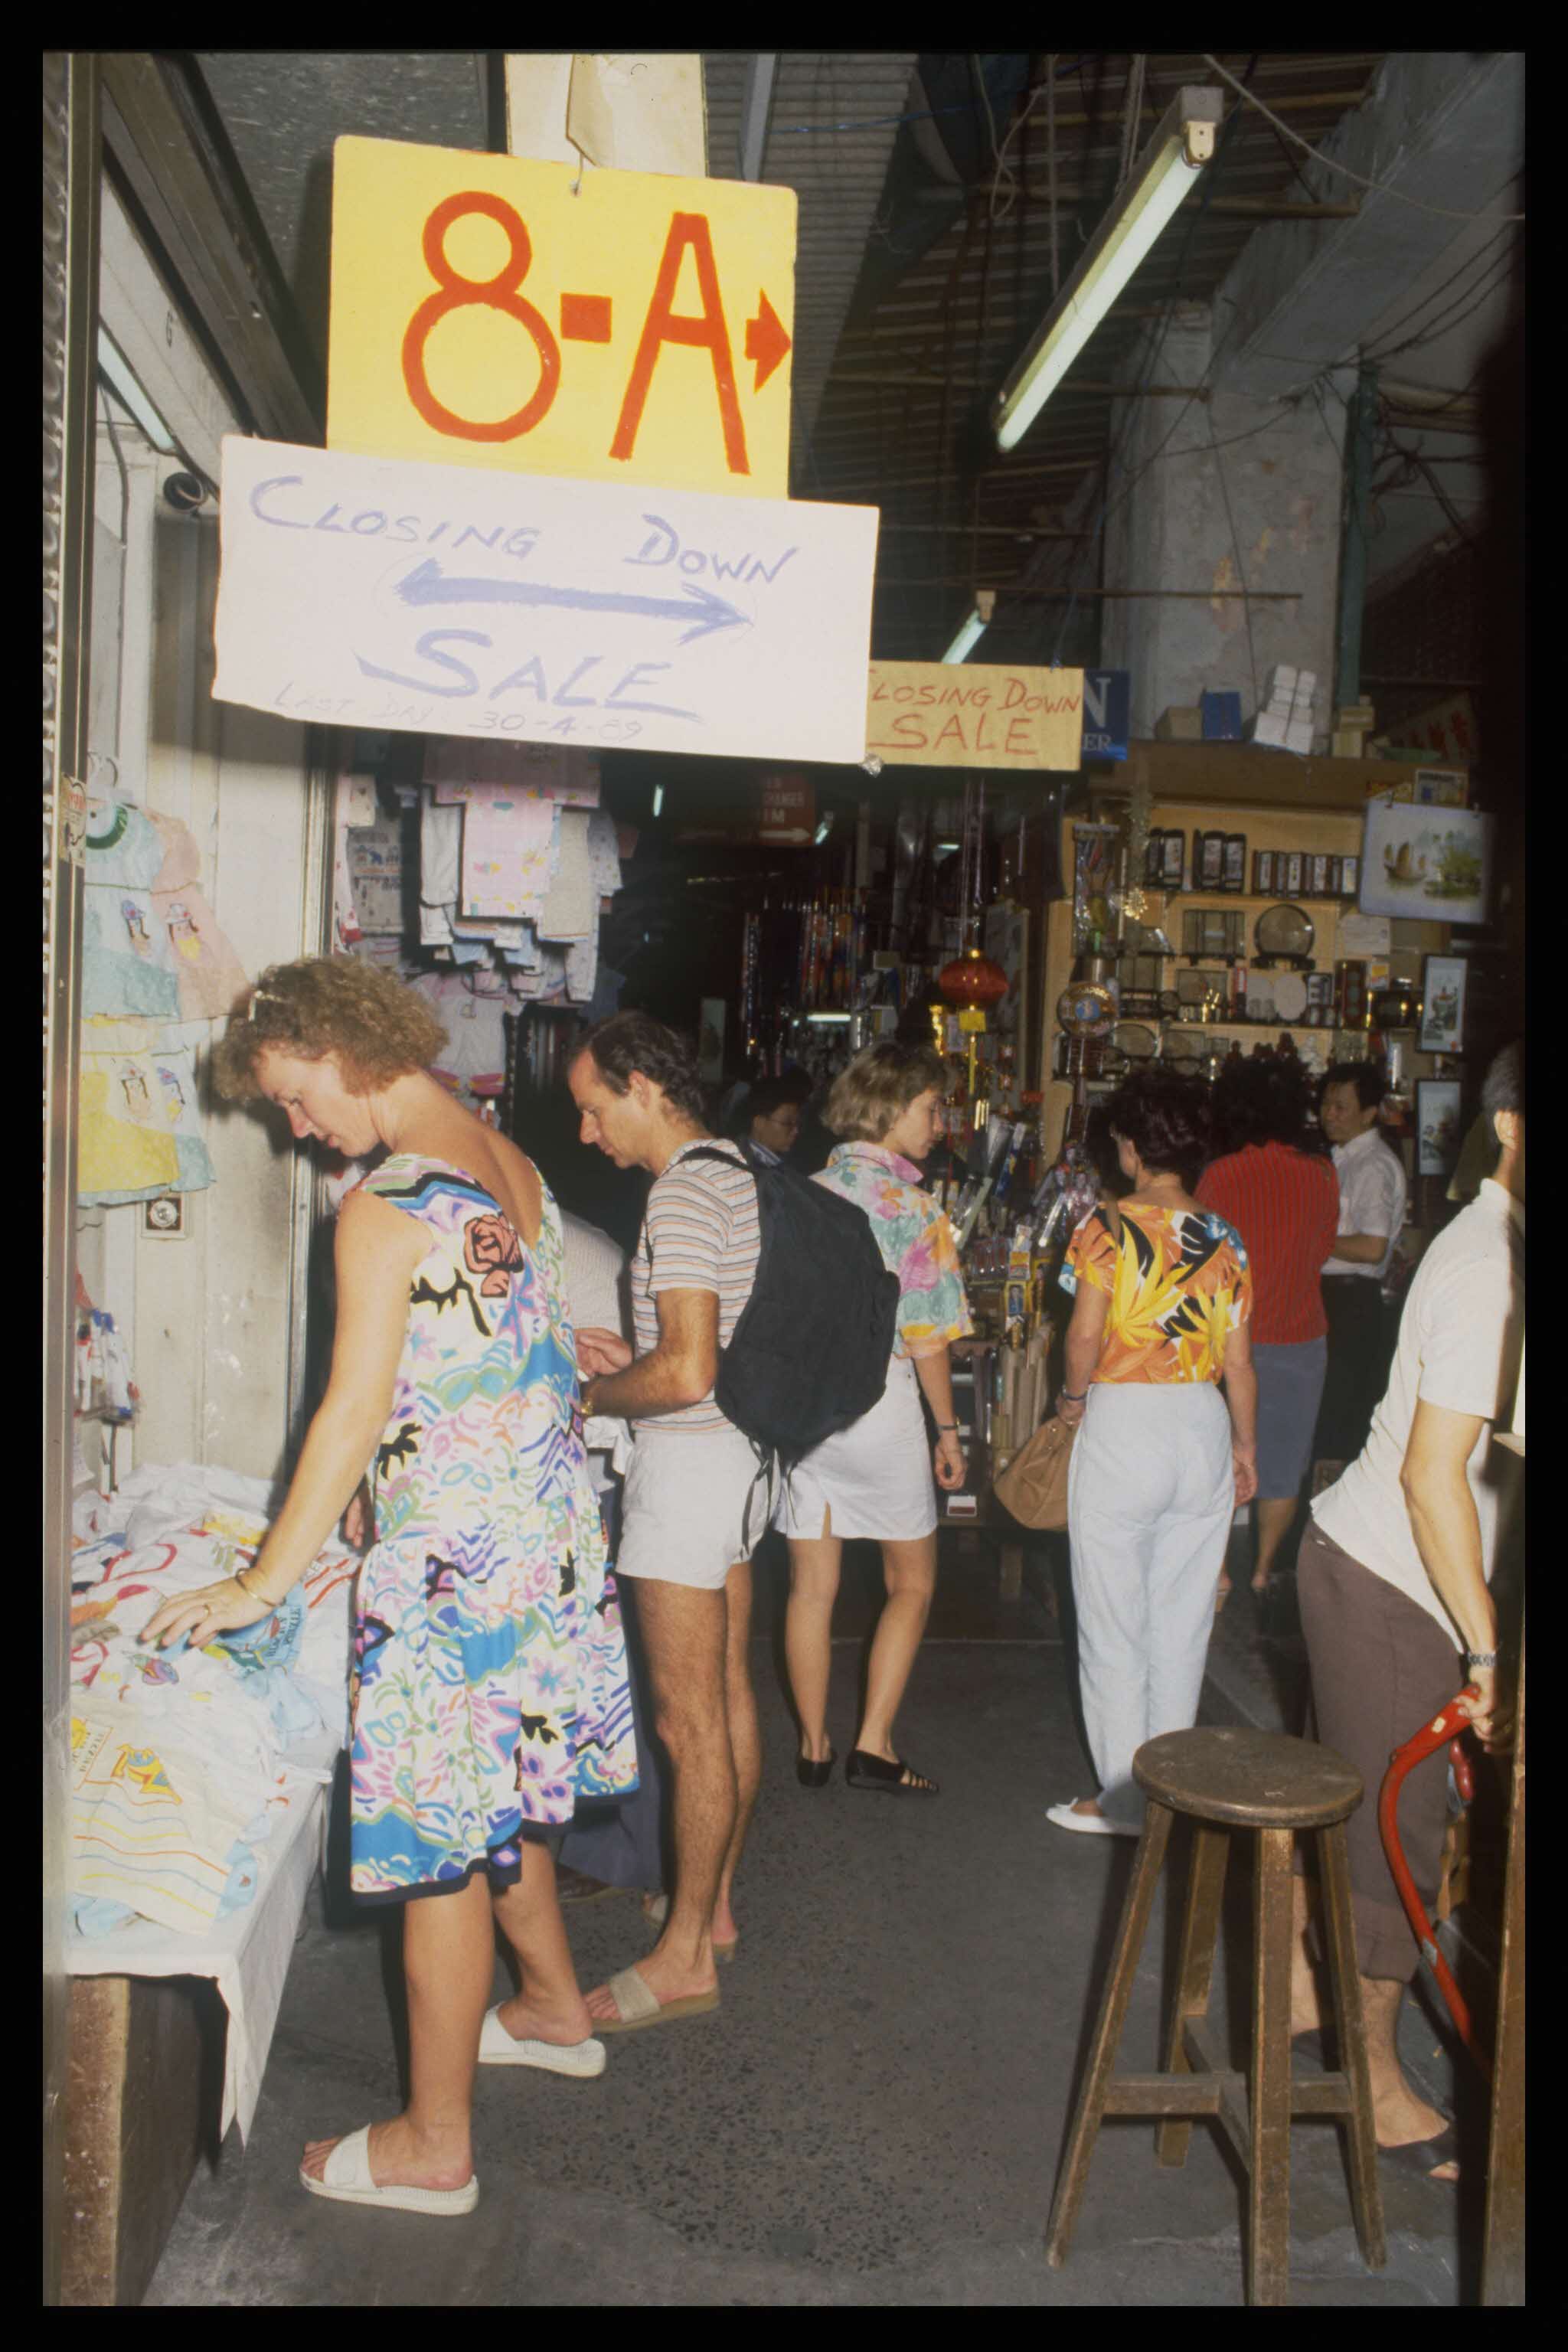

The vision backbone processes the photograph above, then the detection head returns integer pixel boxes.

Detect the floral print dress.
[778,1142,973,1542]
[348,1155,636,1902]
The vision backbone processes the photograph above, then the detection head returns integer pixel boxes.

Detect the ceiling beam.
[98,51,321,440]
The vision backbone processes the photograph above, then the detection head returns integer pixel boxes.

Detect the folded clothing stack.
[67,1462,356,1942]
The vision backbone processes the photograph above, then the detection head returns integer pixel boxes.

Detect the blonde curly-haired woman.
[142,956,637,2216]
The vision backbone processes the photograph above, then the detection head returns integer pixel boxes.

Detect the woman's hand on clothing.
[140,1576,275,1652]
[933,1429,967,1489]
[1232,1446,1259,1505]
[577,1326,632,1380]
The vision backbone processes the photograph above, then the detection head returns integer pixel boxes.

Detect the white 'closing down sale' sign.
[213,437,879,765]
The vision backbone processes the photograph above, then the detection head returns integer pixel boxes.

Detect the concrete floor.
[145,1536,1482,2306]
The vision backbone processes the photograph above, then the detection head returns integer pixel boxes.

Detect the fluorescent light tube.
[942,608,988,663]
[994,87,1221,454]
[96,328,178,454]
[652,783,664,816]
[941,588,997,665]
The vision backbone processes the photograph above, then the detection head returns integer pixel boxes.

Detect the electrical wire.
[1199,54,1526,224]
[1353,218,1520,361]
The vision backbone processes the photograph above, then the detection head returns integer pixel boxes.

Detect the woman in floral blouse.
[780,1041,972,1795]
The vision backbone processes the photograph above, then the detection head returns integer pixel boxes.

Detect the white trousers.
[1067,1382,1234,1826]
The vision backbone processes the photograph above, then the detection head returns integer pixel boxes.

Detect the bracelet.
[1464,1650,1498,1669]
[936,1421,961,1432]
[234,1566,275,1607]
[1059,1389,1087,1403]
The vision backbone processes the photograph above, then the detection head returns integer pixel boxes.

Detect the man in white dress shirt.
[1315,1063,1408,1465]
[1291,1041,1523,2185]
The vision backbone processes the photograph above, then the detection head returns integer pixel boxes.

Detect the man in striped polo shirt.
[568,1013,764,2036]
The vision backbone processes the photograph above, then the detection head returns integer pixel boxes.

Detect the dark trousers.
[1315,1276,1389,1464]
[1297,1518,1462,1982]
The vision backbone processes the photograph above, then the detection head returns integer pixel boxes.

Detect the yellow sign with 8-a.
[328,137,797,498]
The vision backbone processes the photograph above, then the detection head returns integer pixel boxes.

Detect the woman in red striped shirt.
[1197,1056,1340,1606]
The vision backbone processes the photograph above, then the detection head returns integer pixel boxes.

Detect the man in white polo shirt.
[1315,1060,1408,1467]
[567,1013,764,2038]
[1292,1040,1524,2185]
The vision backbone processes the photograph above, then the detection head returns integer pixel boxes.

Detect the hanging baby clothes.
[147,812,250,1022]
[426,737,601,808]
[460,789,558,920]
[78,1017,217,1205]
[83,797,181,1021]
[418,792,462,949]
[537,805,597,939]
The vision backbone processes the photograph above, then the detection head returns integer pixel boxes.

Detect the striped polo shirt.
[632,1137,761,1435]
[1196,1141,1340,1345]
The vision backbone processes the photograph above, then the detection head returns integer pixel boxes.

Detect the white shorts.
[777,1353,937,1543]
[616,1425,771,1590]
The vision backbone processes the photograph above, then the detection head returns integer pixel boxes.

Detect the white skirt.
[777,1353,937,1542]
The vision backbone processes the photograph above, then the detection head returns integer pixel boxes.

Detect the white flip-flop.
[299,2125,479,2215]
[1046,1800,1142,1838]
[478,2006,606,2075]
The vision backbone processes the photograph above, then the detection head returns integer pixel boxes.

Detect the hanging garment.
[417,790,462,947]
[586,808,623,902]
[78,1018,215,1205]
[461,791,557,919]
[148,814,249,1021]
[537,806,597,939]
[426,737,600,807]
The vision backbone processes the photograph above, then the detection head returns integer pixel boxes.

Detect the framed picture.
[1359,802,1492,927]
[1416,1078,1462,1177]
[1415,766,1468,808]
[1419,956,1467,1055]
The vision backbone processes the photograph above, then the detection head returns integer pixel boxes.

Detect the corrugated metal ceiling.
[185,51,1515,671]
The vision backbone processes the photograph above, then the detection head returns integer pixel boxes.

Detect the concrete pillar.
[1099,305,1349,740]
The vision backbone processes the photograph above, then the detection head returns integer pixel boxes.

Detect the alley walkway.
[145,1540,1478,2305]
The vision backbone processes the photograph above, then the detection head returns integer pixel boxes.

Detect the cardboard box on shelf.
[1155,705,1204,742]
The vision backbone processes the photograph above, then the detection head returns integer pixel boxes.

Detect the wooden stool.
[1044,1727,1387,2307]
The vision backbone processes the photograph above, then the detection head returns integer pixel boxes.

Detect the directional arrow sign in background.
[214,438,879,766]
[329,139,798,500]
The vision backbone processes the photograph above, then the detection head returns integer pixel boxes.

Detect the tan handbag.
[991,1200,1121,1532]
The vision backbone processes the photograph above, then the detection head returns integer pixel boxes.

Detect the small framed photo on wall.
[1416,1078,1463,1177]
[1418,956,1467,1055]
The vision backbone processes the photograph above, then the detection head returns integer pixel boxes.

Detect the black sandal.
[844,1748,939,1796]
[796,1750,835,1788]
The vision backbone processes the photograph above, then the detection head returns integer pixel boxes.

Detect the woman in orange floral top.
[1047,1069,1256,1838]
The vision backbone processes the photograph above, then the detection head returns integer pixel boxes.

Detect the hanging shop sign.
[328,138,795,499]
[212,437,878,766]
[1080,668,1131,762]
[865,662,1084,770]
[757,773,815,844]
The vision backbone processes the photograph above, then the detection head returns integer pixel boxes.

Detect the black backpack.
[685,1143,900,1469]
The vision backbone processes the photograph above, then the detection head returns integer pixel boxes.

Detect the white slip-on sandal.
[299,2125,479,2215]
[478,2007,606,2075]
[1046,1800,1142,1838]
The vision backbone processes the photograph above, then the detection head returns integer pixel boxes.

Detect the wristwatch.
[1464,1650,1498,1669]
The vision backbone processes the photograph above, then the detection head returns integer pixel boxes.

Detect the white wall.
[81,419,325,1488]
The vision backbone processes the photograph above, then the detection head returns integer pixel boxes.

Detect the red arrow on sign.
[744,292,792,394]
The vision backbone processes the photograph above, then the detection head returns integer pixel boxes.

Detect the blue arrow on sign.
[394,557,750,646]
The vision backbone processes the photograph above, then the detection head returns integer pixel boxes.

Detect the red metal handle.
[1377,1687,1490,2076]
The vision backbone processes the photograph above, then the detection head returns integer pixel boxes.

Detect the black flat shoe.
[844,1748,939,1795]
[796,1750,835,1788]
